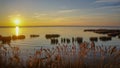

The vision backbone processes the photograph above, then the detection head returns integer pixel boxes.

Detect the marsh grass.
[0,42,120,68]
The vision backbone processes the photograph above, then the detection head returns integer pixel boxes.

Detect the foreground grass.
[0,42,120,68]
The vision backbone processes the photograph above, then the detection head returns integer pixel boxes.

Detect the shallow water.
[0,26,120,48]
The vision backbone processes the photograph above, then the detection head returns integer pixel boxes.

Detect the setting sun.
[14,19,20,25]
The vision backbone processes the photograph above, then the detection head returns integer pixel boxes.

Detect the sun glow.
[14,19,20,25]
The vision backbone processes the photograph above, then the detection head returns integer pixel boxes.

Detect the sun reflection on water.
[16,26,19,36]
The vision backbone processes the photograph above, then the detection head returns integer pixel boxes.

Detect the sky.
[0,0,120,26]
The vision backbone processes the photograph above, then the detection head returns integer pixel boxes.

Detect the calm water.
[0,26,120,49]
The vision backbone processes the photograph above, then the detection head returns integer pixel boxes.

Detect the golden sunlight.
[16,26,19,36]
[14,19,20,25]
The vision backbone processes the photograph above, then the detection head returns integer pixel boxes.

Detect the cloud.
[95,0,120,3]
[39,14,48,16]
[95,5,120,10]
[33,13,48,19]
[94,0,120,10]
[58,9,77,14]
[53,17,65,22]
[8,14,21,18]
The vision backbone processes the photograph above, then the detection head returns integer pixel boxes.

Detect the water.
[0,26,120,49]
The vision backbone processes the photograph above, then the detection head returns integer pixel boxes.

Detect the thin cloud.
[39,14,48,16]
[95,0,120,3]
[95,5,120,9]
[8,14,21,19]
[94,0,120,10]
[33,13,48,19]
[58,9,77,14]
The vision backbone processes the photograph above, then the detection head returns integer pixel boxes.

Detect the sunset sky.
[0,0,120,26]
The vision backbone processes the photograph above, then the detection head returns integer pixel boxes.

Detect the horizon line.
[0,25,120,28]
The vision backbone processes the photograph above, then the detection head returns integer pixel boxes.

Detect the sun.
[14,19,20,25]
